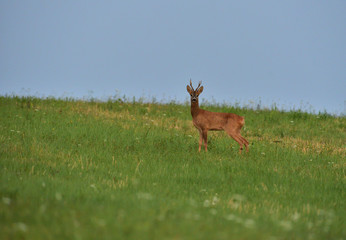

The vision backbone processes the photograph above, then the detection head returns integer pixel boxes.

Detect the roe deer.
[187,80,249,153]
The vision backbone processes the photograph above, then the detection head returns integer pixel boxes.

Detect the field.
[0,96,345,240]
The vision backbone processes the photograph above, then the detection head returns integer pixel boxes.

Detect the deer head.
[186,80,203,103]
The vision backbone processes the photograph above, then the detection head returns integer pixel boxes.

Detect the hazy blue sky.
[1,1,345,114]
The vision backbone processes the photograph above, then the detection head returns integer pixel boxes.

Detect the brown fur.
[187,80,249,153]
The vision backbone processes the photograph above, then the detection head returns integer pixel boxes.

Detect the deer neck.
[190,100,200,117]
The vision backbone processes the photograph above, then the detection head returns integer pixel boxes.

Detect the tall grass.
[0,96,345,239]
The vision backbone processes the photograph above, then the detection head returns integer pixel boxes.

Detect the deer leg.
[202,130,208,152]
[234,135,245,154]
[198,130,203,152]
[225,130,244,153]
[236,134,250,154]
[239,135,249,152]
[236,129,249,153]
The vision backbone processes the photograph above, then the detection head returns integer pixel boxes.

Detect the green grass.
[0,96,345,240]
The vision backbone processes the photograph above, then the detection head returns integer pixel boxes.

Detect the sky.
[1,1,345,115]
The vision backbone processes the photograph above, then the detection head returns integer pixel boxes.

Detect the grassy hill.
[0,96,345,239]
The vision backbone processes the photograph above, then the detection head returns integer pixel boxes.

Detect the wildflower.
[228,194,246,209]
[203,199,211,207]
[225,214,236,221]
[291,212,300,222]
[137,192,153,200]
[210,209,217,215]
[225,214,243,223]
[244,219,256,229]
[212,195,219,206]
[2,197,11,205]
[14,222,28,232]
[55,192,62,201]
[279,220,292,231]
[231,194,246,202]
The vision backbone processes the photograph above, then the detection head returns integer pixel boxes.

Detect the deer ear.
[187,85,192,94]
[197,86,203,94]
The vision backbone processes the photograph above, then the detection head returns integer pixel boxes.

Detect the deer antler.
[195,81,202,91]
[190,79,194,91]
[190,79,202,91]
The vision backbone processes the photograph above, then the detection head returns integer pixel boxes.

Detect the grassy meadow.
[0,96,345,239]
